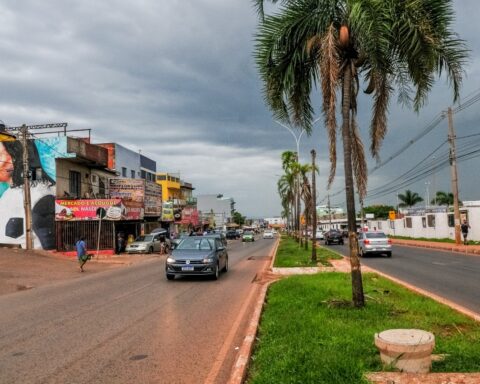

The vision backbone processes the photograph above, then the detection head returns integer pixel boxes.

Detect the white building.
[367,203,480,241]
[197,194,235,229]
[264,217,286,227]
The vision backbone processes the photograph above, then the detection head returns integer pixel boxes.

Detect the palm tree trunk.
[311,149,317,262]
[304,218,308,250]
[341,63,365,308]
[296,178,301,243]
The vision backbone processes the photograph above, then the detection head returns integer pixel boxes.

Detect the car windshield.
[136,235,153,242]
[176,238,214,250]
[365,232,387,239]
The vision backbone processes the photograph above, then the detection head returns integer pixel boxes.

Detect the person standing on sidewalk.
[461,220,471,245]
[76,237,90,272]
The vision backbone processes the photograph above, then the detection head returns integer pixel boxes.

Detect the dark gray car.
[165,236,228,280]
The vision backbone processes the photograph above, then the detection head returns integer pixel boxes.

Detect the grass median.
[274,236,342,268]
[247,273,480,384]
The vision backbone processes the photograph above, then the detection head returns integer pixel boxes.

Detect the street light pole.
[276,118,320,240]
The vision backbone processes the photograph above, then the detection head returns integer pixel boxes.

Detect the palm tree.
[278,172,295,233]
[398,190,424,208]
[254,0,467,307]
[431,191,460,207]
[299,163,313,250]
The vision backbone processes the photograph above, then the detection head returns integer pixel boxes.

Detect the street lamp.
[275,117,321,161]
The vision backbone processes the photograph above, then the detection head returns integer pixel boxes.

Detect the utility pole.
[447,107,462,245]
[311,149,317,262]
[327,193,332,229]
[425,181,431,209]
[20,125,33,250]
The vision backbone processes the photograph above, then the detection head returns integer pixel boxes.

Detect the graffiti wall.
[0,137,68,249]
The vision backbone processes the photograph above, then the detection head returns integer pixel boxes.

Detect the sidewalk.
[392,238,480,255]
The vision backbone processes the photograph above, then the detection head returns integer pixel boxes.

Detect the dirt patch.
[366,372,480,383]
[0,247,131,296]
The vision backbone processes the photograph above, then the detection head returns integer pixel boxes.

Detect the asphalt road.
[0,236,276,384]
[325,242,480,314]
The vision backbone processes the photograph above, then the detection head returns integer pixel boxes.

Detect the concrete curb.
[227,237,280,384]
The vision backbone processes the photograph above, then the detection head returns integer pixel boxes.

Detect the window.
[448,214,455,227]
[131,170,135,179]
[157,175,166,181]
[69,170,81,197]
[422,217,427,228]
[427,215,435,227]
[141,170,146,179]
[122,167,127,177]
[405,217,412,228]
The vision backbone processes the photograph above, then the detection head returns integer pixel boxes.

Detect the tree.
[432,191,461,207]
[298,163,313,250]
[362,205,395,220]
[398,190,424,208]
[232,211,246,226]
[254,0,467,307]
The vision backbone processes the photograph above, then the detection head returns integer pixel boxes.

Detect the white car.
[358,231,392,257]
[315,231,324,240]
[263,231,274,239]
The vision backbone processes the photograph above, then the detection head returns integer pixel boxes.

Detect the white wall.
[368,206,480,241]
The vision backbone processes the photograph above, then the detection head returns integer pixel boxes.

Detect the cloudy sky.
[0,0,479,217]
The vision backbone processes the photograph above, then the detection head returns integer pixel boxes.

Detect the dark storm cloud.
[0,0,478,215]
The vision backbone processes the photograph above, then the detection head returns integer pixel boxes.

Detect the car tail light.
[363,239,370,245]
[388,239,392,244]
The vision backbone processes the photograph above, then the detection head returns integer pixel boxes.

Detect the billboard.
[109,178,162,216]
[162,201,174,221]
[144,181,162,216]
[109,179,145,202]
[55,199,143,221]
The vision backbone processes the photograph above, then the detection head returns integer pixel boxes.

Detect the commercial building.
[197,194,235,229]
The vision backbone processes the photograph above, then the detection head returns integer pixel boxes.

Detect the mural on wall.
[0,137,67,249]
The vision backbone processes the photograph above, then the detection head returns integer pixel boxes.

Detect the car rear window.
[365,232,387,239]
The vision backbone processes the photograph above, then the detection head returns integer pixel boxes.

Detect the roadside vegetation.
[391,235,480,246]
[274,235,342,268]
[247,273,480,384]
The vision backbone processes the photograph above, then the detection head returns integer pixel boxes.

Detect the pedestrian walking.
[116,232,125,254]
[461,220,471,245]
[76,236,91,272]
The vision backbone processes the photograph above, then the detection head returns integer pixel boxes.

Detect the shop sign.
[177,208,199,226]
[162,201,174,221]
[55,199,144,221]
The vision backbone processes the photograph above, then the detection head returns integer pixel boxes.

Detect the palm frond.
[350,116,367,200]
[370,71,392,160]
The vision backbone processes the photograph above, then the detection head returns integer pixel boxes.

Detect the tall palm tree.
[278,172,295,233]
[431,191,460,207]
[254,0,467,307]
[299,163,313,250]
[398,190,424,208]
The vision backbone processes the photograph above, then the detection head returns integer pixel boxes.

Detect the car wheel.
[166,274,175,280]
[386,252,392,258]
[212,263,220,280]
[325,241,329,245]
[222,256,228,272]
[148,247,153,254]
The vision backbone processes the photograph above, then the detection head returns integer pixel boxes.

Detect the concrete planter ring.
[374,329,435,373]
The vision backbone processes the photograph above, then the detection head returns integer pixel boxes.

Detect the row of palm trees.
[277,150,316,251]
[397,190,458,208]
[254,0,467,307]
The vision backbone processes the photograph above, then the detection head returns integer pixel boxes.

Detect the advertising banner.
[109,179,145,202]
[178,207,199,226]
[144,181,162,216]
[55,199,144,221]
[161,201,174,221]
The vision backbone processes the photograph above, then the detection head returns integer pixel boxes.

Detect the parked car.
[126,233,166,254]
[358,231,392,257]
[165,236,228,280]
[242,231,255,242]
[263,230,274,239]
[226,229,240,240]
[324,229,344,245]
[315,231,324,240]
